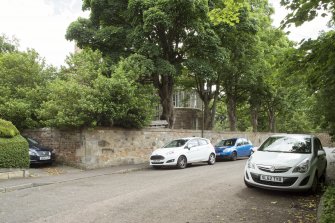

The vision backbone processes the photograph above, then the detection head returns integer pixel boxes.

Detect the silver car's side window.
[314,138,323,151]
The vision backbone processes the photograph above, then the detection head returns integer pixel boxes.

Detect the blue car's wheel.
[230,151,237,161]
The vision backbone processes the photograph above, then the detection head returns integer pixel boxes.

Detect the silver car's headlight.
[247,158,255,169]
[292,158,310,173]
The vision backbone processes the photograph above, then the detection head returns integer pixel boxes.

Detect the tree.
[215,6,260,131]
[0,50,56,129]
[280,0,335,27]
[39,49,157,128]
[66,0,242,128]
[281,0,335,139]
[294,31,335,139]
[0,35,18,53]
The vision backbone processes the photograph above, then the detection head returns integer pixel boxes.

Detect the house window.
[173,89,202,109]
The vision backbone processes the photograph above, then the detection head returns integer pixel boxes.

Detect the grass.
[320,185,335,223]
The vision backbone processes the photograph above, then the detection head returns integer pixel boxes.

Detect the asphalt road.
[0,158,323,223]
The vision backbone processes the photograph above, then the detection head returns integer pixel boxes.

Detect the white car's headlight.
[166,151,174,155]
[292,158,310,173]
[247,158,255,169]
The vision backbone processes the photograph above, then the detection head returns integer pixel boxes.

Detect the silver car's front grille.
[257,164,291,173]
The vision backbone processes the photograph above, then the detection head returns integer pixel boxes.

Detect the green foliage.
[320,186,335,223]
[39,50,157,129]
[209,0,243,26]
[0,50,56,129]
[0,134,29,168]
[295,31,335,139]
[280,0,334,27]
[38,78,96,128]
[0,34,18,53]
[0,119,20,138]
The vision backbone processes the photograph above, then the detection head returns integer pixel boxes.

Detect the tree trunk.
[155,75,175,128]
[267,108,276,132]
[203,99,211,130]
[250,105,259,133]
[208,90,219,130]
[227,95,237,131]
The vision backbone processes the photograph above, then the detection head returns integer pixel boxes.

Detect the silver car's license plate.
[40,156,51,160]
[260,175,283,183]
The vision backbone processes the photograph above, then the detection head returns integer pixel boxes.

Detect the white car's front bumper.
[150,154,178,166]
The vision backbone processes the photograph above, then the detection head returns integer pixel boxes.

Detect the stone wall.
[22,128,82,166]
[23,128,335,169]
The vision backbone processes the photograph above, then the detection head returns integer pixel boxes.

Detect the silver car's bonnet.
[251,151,311,167]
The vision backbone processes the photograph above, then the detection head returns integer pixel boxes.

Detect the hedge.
[0,118,20,138]
[320,186,335,223]
[0,118,28,168]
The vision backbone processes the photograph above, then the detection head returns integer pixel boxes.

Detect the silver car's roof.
[269,134,314,138]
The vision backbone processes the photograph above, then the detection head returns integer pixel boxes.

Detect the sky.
[0,0,331,68]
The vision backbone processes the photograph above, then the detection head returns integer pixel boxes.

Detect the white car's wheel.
[177,156,187,169]
[208,153,216,165]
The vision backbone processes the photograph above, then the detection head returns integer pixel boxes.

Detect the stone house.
[152,89,204,130]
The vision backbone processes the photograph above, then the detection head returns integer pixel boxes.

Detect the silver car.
[244,134,327,193]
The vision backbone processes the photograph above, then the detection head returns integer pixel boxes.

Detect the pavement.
[0,163,150,193]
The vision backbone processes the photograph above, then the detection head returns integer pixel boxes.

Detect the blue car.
[215,138,253,161]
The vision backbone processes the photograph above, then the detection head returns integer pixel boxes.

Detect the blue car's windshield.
[216,139,236,147]
[163,139,188,148]
[258,136,311,154]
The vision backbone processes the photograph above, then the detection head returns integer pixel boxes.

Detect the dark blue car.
[26,137,55,165]
[215,138,253,161]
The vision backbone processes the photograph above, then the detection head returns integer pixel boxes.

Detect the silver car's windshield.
[163,139,188,148]
[258,136,311,154]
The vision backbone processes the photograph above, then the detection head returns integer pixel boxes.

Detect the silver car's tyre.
[208,153,216,165]
[309,174,319,194]
[177,156,187,169]
[244,179,253,188]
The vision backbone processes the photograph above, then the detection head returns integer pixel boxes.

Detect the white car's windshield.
[163,139,188,148]
[258,136,311,154]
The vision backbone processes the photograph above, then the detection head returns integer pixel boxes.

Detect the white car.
[244,134,327,193]
[150,137,216,169]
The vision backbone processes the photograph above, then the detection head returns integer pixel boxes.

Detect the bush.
[0,134,29,168]
[0,118,20,138]
[320,186,335,223]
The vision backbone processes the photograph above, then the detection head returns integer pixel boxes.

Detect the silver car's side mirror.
[317,150,326,157]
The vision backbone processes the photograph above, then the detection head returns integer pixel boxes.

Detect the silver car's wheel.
[208,153,216,165]
[177,156,187,169]
[309,174,319,194]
